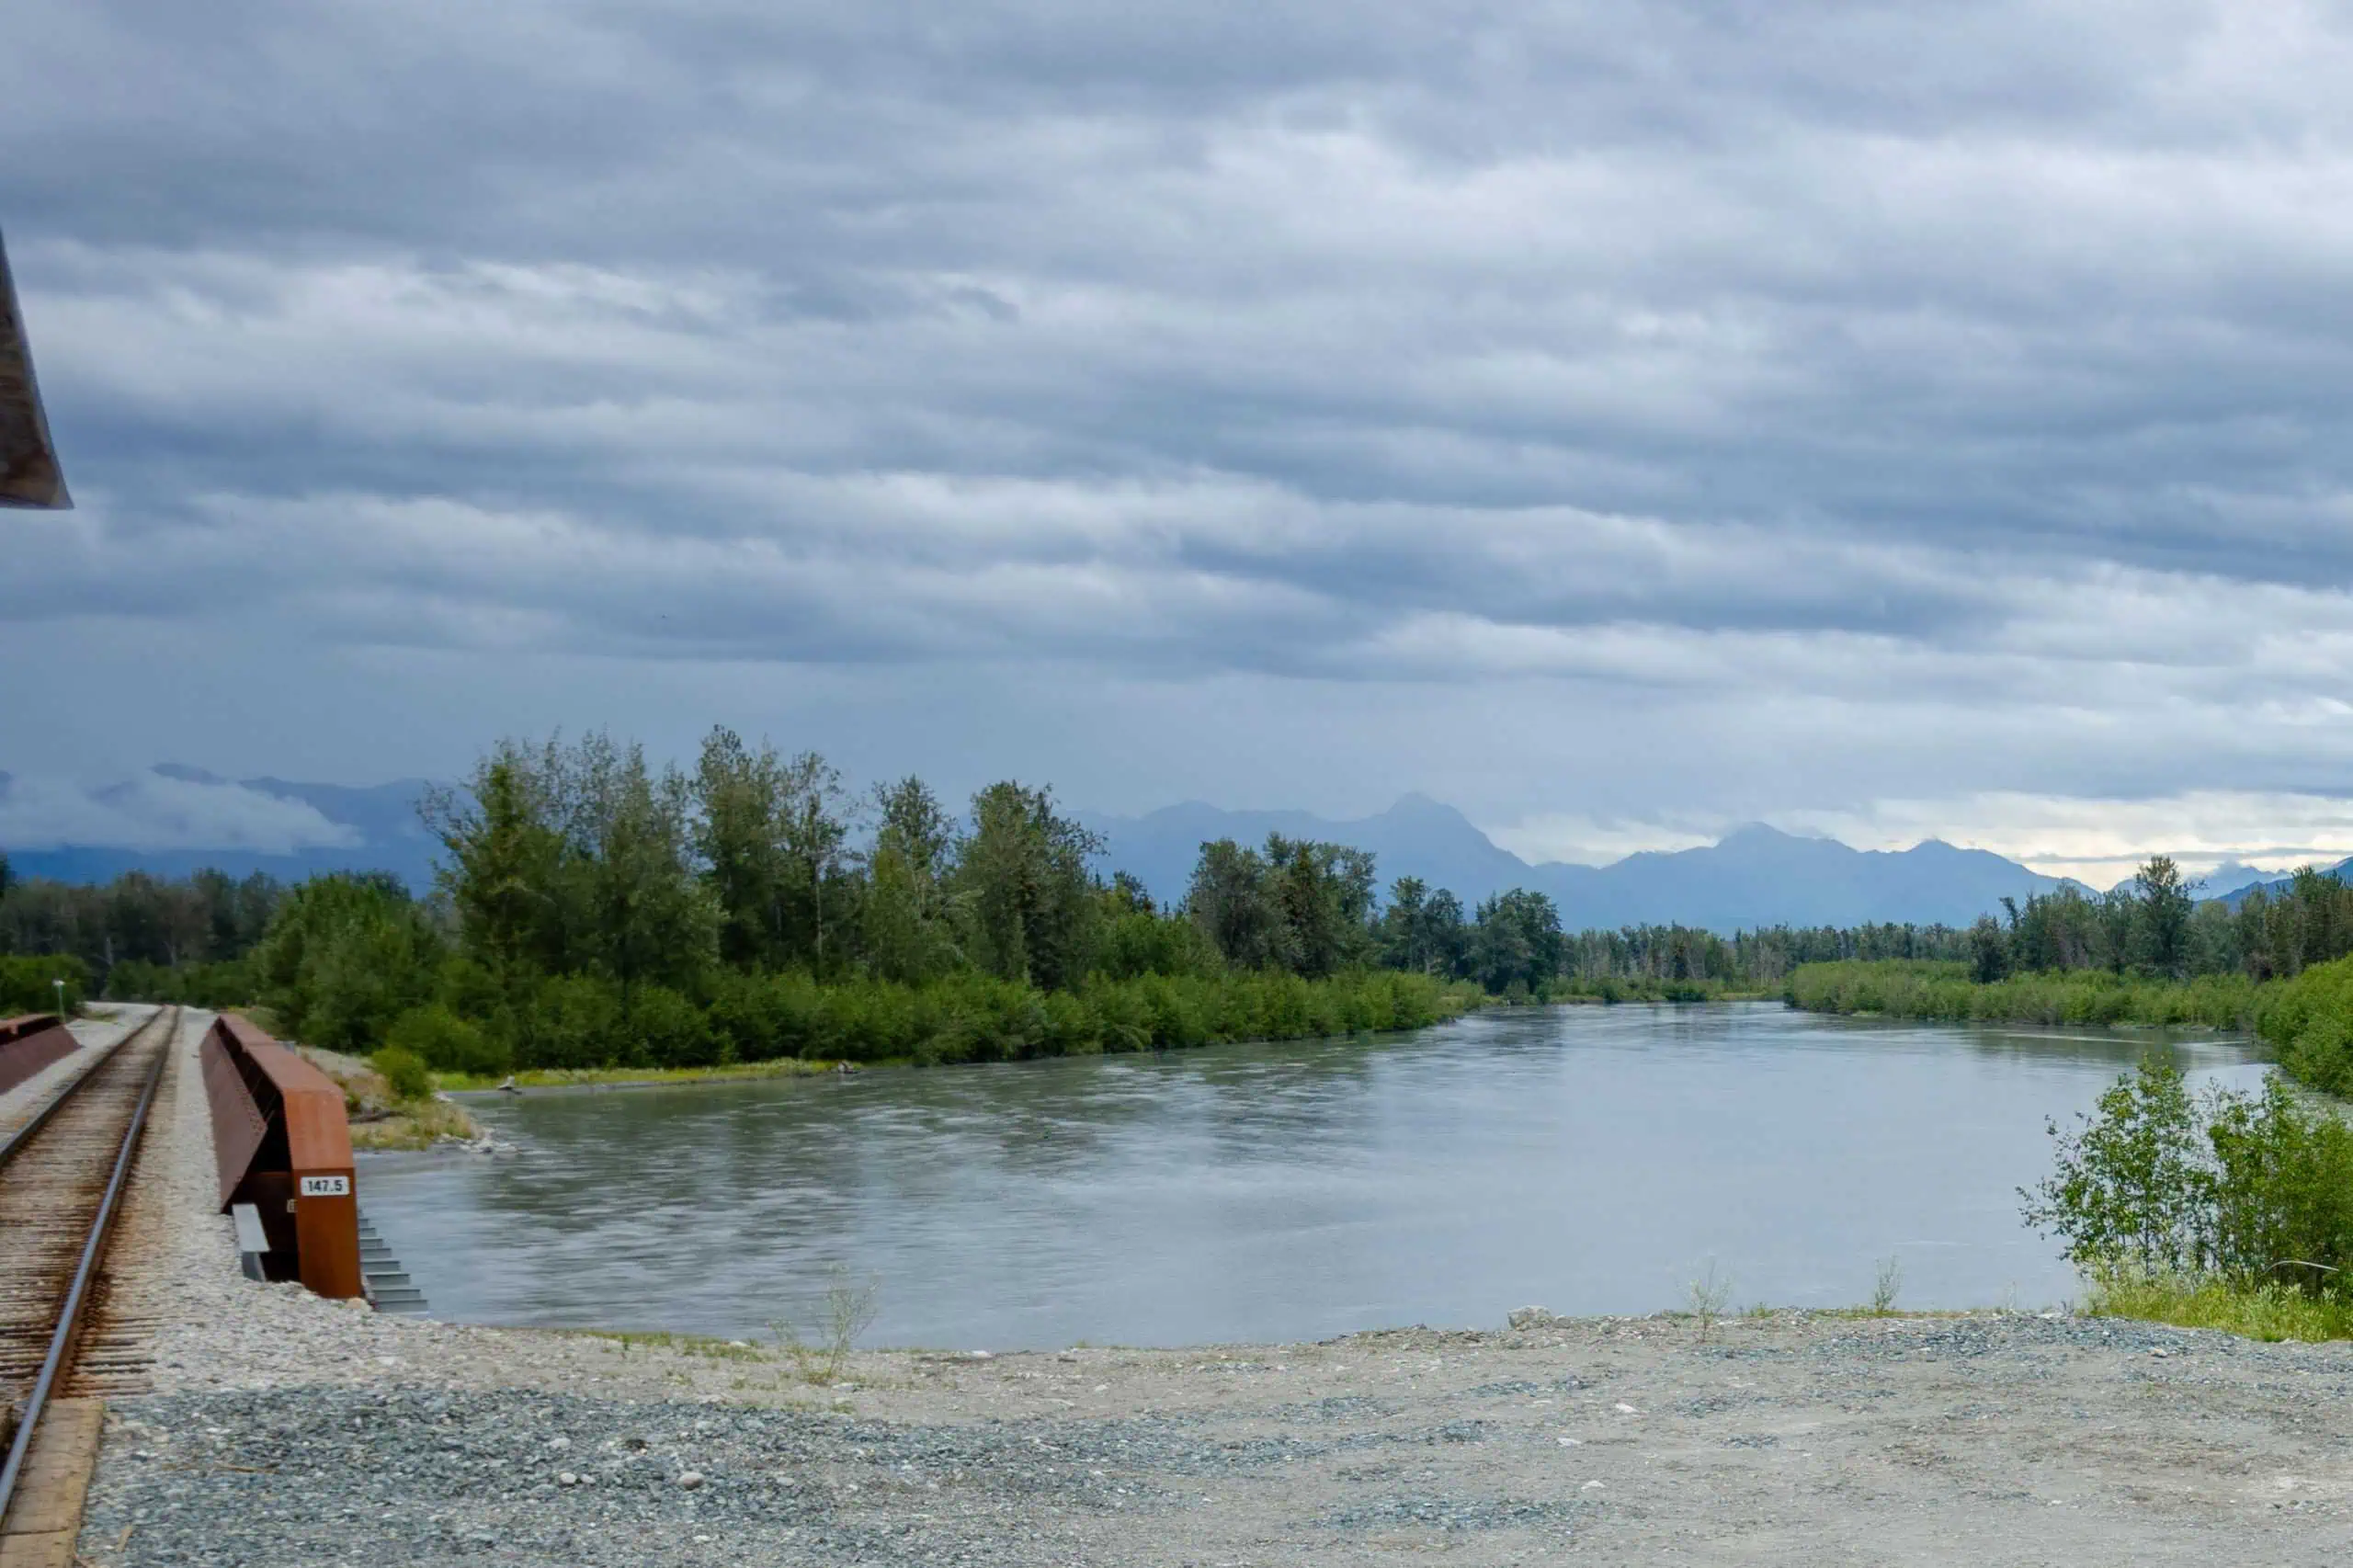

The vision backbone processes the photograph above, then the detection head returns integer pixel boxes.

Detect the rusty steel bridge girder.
[199,1014,364,1301]
[0,1016,78,1098]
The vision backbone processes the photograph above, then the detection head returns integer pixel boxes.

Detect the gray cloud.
[0,769,358,853]
[5,1,2353,853]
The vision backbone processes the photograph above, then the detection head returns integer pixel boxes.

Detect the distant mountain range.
[1084,794,2075,931]
[10,767,2320,934]
[2202,858,2353,909]
[0,766,442,892]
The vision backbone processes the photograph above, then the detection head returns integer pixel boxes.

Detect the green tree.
[1422,889,1470,979]
[691,729,855,972]
[1968,915,2010,983]
[574,734,715,990]
[426,747,568,983]
[1264,835,1377,979]
[251,874,445,1052]
[1107,870,1155,915]
[431,732,716,994]
[1186,839,1284,969]
[862,775,960,983]
[691,726,788,970]
[1379,876,1430,971]
[1470,889,1563,994]
[952,781,1103,991]
[2132,856,2194,979]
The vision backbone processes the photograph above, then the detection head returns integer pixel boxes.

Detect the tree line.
[225,731,1497,1074]
[1963,858,2353,986]
[0,852,283,1011]
[17,767,2352,1073]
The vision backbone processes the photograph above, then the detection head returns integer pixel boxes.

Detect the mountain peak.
[1717,822,1803,846]
[152,762,230,786]
[1383,791,1472,823]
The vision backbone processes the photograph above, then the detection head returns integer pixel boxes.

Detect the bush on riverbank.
[2023,1060,2353,1334]
[385,1003,512,1078]
[2254,955,2353,1096]
[1787,960,2257,1029]
[372,1045,433,1102]
[468,966,1481,1072]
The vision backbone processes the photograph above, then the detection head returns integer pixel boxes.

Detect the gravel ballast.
[67,1011,2353,1564]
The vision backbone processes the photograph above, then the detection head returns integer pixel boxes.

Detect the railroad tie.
[0,1398,102,1568]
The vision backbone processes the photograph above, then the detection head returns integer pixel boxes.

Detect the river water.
[358,1002,2267,1350]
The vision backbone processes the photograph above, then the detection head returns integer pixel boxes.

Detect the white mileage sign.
[299,1175,352,1198]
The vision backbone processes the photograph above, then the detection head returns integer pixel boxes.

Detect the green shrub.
[1094,912,1222,981]
[2256,955,2353,1095]
[102,950,254,1003]
[2023,1058,2353,1304]
[373,1045,433,1102]
[1788,960,2256,1030]
[435,956,506,1022]
[631,984,721,1068]
[470,962,1477,1073]
[704,969,831,1062]
[513,973,628,1069]
[98,959,251,1009]
[0,953,89,1014]
[386,1004,511,1077]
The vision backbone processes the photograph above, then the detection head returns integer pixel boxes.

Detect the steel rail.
[0,1006,175,1526]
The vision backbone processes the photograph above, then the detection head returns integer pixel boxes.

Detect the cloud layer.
[5,2,2353,860]
[0,769,358,854]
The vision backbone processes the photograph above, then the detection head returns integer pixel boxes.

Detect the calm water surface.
[358,1003,2267,1349]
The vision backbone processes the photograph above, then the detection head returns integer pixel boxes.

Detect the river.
[357,1001,2267,1349]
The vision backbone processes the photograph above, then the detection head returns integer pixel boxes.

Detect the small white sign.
[299,1175,351,1199]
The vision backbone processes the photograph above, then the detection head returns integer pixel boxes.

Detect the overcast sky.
[6,1,2353,883]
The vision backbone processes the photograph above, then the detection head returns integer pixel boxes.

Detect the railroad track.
[0,1005,177,1530]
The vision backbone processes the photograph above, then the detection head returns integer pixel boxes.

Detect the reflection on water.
[358,1002,2267,1349]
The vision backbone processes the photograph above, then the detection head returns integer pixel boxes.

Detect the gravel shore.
[68,1010,2353,1565]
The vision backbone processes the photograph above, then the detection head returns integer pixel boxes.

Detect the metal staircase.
[357,1208,429,1315]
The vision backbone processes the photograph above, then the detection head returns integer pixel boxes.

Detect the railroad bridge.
[0,1009,384,1565]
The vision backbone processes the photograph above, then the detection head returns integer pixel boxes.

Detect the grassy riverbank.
[384,967,1486,1086]
[2084,1269,2353,1342]
[1786,959,2258,1028]
[1552,976,1779,1004]
[437,1057,849,1092]
[282,1041,489,1150]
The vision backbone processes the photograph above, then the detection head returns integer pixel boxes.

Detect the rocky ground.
[63,1011,2353,1565]
[290,1039,487,1152]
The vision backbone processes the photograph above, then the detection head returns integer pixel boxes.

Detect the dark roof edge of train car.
[0,227,72,510]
